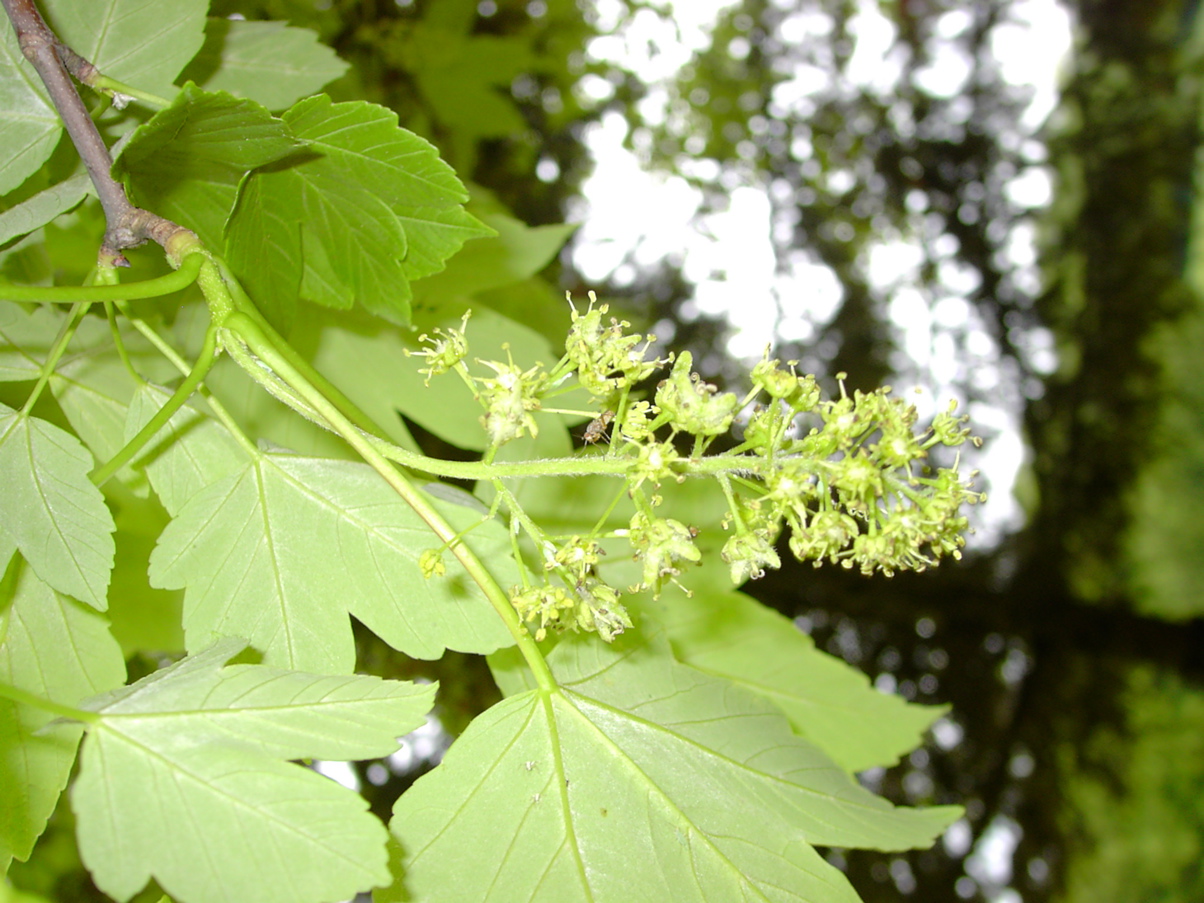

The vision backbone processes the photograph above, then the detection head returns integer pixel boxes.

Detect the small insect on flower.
[582,410,615,445]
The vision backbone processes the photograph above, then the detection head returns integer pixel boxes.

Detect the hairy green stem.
[224,311,557,691]
[0,253,204,303]
[0,681,97,724]
[90,324,220,486]
[211,257,392,442]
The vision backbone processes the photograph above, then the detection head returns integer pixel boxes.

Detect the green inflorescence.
[410,292,985,643]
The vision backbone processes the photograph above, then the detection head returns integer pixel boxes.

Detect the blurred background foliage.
[8,0,1204,900]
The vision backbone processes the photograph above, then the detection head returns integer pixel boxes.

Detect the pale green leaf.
[0,555,125,872]
[124,384,247,516]
[390,633,959,902]
[73,639,435,903]
[0,173,92,246]
[149,449,515,672]
[0,304,61,382]
[0,26,58,195]
[226,96,490,324]
[177,18,350,111]
[656,589,944,772]
[46,0,208,99]
[117,84,302,248]
[0,402,114,609]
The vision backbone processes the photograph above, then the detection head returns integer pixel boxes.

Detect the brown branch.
[1,0,190,262]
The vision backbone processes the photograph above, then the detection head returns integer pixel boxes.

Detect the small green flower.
[930,399,973,446]
[553,536,605,584]
[419,549,446,579]
[628,511,701,595]
[565,292,659,401]
[628,438,682,490]
[477,356,547,446]
[406,311,470,385]
[788,509,860,564]
[832,451,886,510]
[655,351,739,437]
[751,352,799,400]
[721,529,781,583]
[573,579,633,642]
[510,584,576,641]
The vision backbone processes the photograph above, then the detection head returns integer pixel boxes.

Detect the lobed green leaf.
[0,555,126,872]
[148,449,516,673]
[655,588,945,773]
[0,402,115,609]
[117,84,302,249]
[72,639,435,903]
[226,95,491,325]
[389,632,959,902]
[45,0,207,99]
[177,18,349,111]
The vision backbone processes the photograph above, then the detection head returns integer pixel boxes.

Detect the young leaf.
[71,638,436,903]
[148,449,516,673]
[117,84,302,249]
[0,402,115,610]
[0,25,57,195]
[388,632,960,902]
[177,18,350,111]
[46,0,208,99]
[226,96,491,324]
[0,555,126,872]
[655,588,944,772]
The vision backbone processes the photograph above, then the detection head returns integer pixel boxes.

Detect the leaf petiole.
[90,324,221,486]
[0,253,204,303]
[0,681,97,724]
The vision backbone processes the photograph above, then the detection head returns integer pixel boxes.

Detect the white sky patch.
[966,815,1023,888]
[845,0,903,94]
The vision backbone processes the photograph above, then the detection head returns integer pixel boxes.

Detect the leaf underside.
[148,448,515,673]
[72,639,436,903]
[388,632,960,902]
